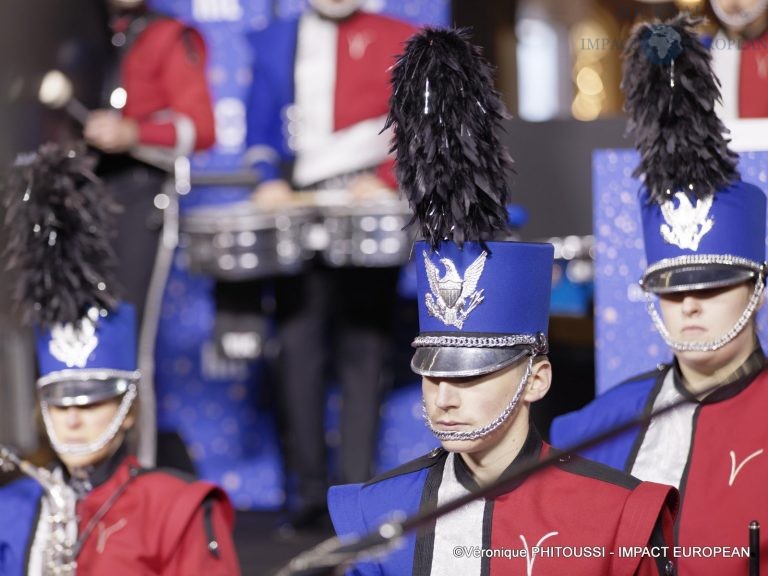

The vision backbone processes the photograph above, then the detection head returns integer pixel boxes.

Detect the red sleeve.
[138,28,216,151]
[163,492,240,576]
[635,555,666,576]
[633,502,676,576]
[609,482,678,576]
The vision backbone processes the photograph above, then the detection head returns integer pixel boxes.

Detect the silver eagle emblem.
[423,250,487,329]
[660,192,714,251]
[49,308,100,368]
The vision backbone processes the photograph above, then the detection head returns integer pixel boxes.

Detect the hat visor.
[643,264,758,294]
[411,346,529,378]
[38,370,138,407]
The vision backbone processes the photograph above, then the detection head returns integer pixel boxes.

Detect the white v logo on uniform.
[729,449,764,486]
[96,518,128,553]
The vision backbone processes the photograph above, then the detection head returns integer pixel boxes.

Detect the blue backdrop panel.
[150,0,448,509]
[374,384,438,472]
[325,384,438,477]
[593,149,768,394]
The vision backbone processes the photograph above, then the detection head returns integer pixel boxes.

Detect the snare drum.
[317,197,414,268]
[180,202,315,281]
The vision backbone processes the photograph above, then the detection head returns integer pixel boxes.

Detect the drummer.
[237,0,418,531]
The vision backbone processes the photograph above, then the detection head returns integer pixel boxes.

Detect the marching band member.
[551,15,768,575]
[82,0,216,468]
[0,143,239,576]
[240,0,417,531]
[328,28,677,576]
[84,0,215,325]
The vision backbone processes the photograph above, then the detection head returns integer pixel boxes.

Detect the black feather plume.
[3,141,121,328]
[622,14,739,204]
[385,27,513,249]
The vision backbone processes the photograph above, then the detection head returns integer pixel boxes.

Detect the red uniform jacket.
[553,353,768,575]
[329,426,678,575]
[738,30,768,117]
[245,11,416,187]
[75,455,238,575]
[119,15,215,153]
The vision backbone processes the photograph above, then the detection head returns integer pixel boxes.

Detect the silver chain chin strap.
[42,383,138,457]
[645,275,765,352]
[0,447,78,575]
[422,355,534,442]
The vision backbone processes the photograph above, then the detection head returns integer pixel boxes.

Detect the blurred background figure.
[238,0,417,532]
[708,0,768,117]
[86,0,214,324]
[83,0,215,468]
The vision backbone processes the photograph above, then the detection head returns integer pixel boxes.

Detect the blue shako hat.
[35,303,140,407]
[4,142,139,407]
[622,15,767,293]
[412,241,553,377]
[386,28,552,377]
[640,181,767,293]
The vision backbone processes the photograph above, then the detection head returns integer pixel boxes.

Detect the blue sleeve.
[328,467,430,576]
[0,478,42,576]
[550,377,658,471]
[244,51,281,181]
[328,483,366,538]
[328,484,382,576]
[244,23,297,183]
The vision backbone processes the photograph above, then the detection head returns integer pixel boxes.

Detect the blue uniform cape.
[549,368,663,470]
[328,452,441,575]
[0,478,42,576]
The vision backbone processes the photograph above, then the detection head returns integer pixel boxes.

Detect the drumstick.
[38,70,90,124]
[38,70,175,173]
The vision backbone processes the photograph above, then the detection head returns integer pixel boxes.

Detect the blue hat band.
[36,303,138,385]
[641,182,767,290]
[415,241,553,337]
[412,240,553,377]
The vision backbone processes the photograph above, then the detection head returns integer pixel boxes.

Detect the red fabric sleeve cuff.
[138,122,177,148]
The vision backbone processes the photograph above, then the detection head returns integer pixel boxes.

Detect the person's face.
[711,0,768,29]
[658,282,757,373]
[308,0,363,19]
[47,399,134,470]
[422,359,549,455]
[714,0,764,16]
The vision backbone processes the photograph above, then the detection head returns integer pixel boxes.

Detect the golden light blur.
[568,2,629,121]
[576,66,604,96]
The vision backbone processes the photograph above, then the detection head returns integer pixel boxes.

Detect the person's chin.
[440,437,481,453]
[677,345,711,360]
[310,0,361,19]
[60,453,99,469]
[677,347,725,374]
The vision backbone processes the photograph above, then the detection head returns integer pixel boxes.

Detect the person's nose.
[63,407,83,429]
[434,381,459,411]
[681,294,702,317]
